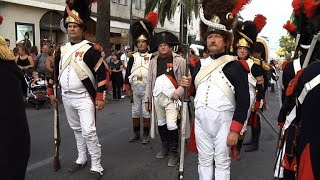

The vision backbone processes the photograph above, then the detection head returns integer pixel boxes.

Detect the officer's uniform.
[47,0,106,177]
[124,15,157,143]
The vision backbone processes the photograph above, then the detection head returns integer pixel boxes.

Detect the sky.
[240,0,293,57]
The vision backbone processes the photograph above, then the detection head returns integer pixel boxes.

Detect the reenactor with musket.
[47,0,106,179]
[275,0,320,179]
[181,0,251,179]
[124,12,158,144]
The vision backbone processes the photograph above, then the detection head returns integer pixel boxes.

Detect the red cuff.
[254,101,261,110]
[278,122,284,129]
[47,88,54,96]
[96,92,104,101]
[125,84,131,91]
[230,120,243,133]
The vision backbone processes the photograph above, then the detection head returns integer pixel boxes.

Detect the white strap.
[283,106,296,133]
[293,58,301,75]
[298,74,320,103]
[59,40,89,78]
[248,73,257,87]
[194,55,235,88]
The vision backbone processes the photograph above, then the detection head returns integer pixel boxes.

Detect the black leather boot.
[245,119,261,152]
[156,125,169,159]
[129,118,140,142]
[167,129,179,167]
[142,118,150,144]
[243,126,255,145]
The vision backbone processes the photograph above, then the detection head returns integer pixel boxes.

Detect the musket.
[53,50,61,171]
[178,44,190,180]
[258,110,279,134]
[302,31,320,68]
[292,0,303,60]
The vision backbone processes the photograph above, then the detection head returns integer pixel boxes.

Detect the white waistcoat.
[195,57,235,111]
[59,43,87,94]
[128,52,152,86]
[194,73,234,111]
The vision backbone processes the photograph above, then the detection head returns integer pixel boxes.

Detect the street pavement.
[25,85,282,180]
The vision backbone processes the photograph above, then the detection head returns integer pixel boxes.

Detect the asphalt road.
[25,86,282,180]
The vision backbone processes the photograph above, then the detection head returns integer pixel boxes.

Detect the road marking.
[26,155,63,173]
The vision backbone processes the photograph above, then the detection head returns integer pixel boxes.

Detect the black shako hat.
[232,20,258,52]
[130,12,158,45]
[149,31,180,53]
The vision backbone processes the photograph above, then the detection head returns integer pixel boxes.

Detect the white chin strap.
[300,44,311,49]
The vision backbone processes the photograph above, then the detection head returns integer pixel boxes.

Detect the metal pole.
[129,0,133,49]
[50,11,53,46]
[181,4,183,43]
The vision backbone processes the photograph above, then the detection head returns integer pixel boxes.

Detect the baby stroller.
[24,71,49,110]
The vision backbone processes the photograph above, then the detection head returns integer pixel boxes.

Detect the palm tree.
[96,0,111,56]
[145,0,199,44]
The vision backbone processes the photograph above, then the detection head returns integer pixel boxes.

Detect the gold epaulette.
[250,56,261,65]
[250,56,271,71]
[262,61,271,71]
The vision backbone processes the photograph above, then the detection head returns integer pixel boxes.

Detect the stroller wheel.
[35,104,40,110]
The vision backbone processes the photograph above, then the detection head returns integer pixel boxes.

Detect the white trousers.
[154,93,178,130]
[195,107,233,180]
[62,92,103,173]
[132,83,150,118]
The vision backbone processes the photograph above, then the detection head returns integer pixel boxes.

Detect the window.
[135,0,145,10]
[112,0,127,5]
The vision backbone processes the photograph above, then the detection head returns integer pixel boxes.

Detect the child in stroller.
[24,70,49,109]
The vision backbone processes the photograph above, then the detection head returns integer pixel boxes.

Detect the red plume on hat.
[146,12,158,30]
[292,0,320,18]
[0,16,3,26]
[253,14,267,33]
[231,0,252,15]
[304,0,320,18]
[283,20,296,33]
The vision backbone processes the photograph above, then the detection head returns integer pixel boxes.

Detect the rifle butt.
[53,155,61,171]
[178,171,184,180]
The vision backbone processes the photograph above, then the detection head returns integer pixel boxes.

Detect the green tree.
[96,0,111,56]
[278,34,295,60]
[145,0,199,44]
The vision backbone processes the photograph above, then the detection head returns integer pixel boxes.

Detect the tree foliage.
[145,0,199,26]
[277,34,295,60]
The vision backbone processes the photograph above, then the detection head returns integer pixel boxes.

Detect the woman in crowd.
[30,46,39,63]
[16,45,34,72]
[110,52,123,100]
[45,48,54,81]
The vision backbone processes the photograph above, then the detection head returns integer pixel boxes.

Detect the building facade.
[0,0,180,51]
